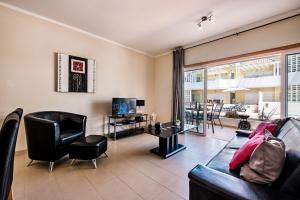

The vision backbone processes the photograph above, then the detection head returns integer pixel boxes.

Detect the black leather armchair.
[0,108,23,200]
[24,111,86,172]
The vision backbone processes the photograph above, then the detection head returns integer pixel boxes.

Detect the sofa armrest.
[188,165,297,200]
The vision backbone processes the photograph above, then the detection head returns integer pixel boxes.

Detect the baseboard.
[15,149,27,156]
[8,190,13,200]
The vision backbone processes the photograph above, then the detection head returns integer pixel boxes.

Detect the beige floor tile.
[54,167,101,200]
[167,177,190,200]
[125,158,178,187]
[151,189,184,200]
[12,126,235,200]
[116,170,166,200]
[95,177,142,200]
[25,172,63,200]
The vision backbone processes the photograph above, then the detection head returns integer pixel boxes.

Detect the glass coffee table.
[147,122,196,158]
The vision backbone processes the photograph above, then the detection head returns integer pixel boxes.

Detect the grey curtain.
[172,47,184,125]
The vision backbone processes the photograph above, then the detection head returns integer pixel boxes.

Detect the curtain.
[172,47,184,125]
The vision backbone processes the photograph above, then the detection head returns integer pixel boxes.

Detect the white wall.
[185,15,300,65]
[153,53,173,122]
[0,5,155,151]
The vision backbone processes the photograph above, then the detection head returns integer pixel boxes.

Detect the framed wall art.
[57,53,96,93]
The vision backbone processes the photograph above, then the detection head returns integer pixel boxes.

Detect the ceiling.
[1,0,300,56]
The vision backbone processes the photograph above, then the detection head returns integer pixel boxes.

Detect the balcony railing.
[185,76,280,90]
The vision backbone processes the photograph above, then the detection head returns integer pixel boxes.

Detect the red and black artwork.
[69,56,88,92]
[57,53,96,93]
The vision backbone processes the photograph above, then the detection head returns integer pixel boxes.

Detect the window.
[286,52,300,118]
[184,55,281,121]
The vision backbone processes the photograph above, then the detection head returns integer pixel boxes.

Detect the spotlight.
[197,12,214,30]
[197,23,202,30]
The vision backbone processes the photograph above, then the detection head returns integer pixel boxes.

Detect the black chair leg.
[218,118,223,128]
[213,119,217,125]
[211,121,215,134]
[49,162,54,172]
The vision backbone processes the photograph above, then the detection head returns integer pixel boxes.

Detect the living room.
[1,0,300,200]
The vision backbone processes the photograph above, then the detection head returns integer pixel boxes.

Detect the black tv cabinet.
[106,114,148,140]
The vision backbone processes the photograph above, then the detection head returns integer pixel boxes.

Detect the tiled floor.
[13,126,235,200]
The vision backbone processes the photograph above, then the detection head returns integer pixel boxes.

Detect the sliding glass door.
[286,52,300,118]
[184,68,207,135]
[184,49,300,131]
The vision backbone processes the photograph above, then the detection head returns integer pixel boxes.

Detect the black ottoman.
[69,135,108,168]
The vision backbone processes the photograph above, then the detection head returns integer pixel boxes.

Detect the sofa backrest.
[277,118,300,151]
[277,150,300,198]
[273,119,300,197]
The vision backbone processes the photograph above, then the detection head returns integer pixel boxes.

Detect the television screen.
[112,98,136,116]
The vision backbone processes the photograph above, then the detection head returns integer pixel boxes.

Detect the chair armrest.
[60,113,87,133]
[24,115,60,160]
[188,165,297,200]
[67,113,86,124]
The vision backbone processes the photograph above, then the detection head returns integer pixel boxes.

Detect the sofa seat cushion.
[60,130,83,145]
[206,148,240,178]
[226,135,249,149]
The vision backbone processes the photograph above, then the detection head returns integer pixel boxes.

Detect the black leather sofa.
[189,118,300,200]
[0,108,23,200]
[24,111,86,172]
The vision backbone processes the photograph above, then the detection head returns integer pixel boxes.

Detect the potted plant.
[175,119,181,127]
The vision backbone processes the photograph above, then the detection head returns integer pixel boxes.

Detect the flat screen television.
[112,98,136,116]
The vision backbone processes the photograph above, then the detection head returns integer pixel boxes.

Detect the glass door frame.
[184,66,207,136]
[283,47,300,117]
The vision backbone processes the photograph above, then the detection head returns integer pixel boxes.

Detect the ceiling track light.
[197,12,214,30]
[197,22,202,30]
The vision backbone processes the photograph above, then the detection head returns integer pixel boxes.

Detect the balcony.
[185,76,280,90]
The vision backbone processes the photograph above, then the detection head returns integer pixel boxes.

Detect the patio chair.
[185,110,193,124]
[207,104,215,133]
[212,103,224,128]
[207,103,224,133]
[192,106,202,126]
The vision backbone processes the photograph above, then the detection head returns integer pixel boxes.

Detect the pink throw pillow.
[248,122,277,138]
[229,134,265,171]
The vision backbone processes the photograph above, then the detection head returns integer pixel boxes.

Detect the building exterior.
[184,55,281,119]
[287,53,300,117]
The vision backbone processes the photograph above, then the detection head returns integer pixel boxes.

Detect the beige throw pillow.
[240,136,286,184]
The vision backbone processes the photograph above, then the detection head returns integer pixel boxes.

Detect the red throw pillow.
[229,134,265,171]
[248,122,277,138]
